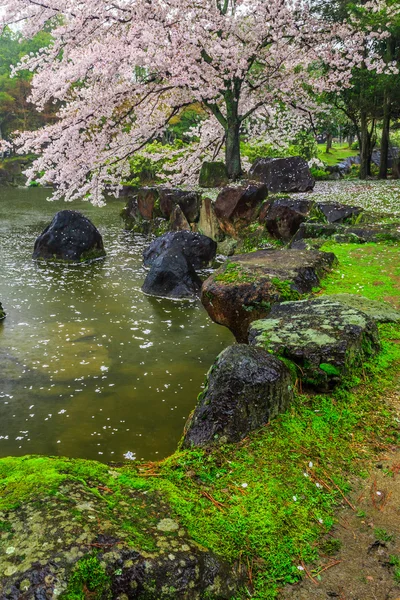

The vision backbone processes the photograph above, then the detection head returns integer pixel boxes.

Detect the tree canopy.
[0,0,397,202]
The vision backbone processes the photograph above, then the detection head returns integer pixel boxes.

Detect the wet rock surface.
[182,345,293,448]
[261,198,317,241]
[316,202,364,224]
[197,197,225,242]
[249,297,380,389]
[0,301,5,320]
[143,231,217,270]
[142,248,202,299]
[201,249,336,342]
[32,210,106,263]
[249,156,315,193]
[159,188,201,223]
[169,205,191,231]
[214,183,268,235]
[0,458,242,600]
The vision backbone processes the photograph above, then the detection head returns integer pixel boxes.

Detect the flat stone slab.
[324,294,400,323]
[291,222,400,245]
[182,345,293,448]
[249,297,381,390]
[201,249,337,342]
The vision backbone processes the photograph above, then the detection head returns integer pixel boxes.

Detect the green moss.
[61,554,111,600]
[270,278,301,301]
[214,262,258,284]
[319,363,341,376]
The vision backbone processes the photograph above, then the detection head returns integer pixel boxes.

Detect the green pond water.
[0,187,233,462]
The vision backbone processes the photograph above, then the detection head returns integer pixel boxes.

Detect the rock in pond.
[199,161,229,188]
[143,231,217,270]
[182,345,293,448]
[249,296,381,390]
[142,247,202,299]
[214,183,268,235]
[0,301,5,320]
[0,456,244,599]
[249,156,315,193]
[33,210,106,263]
[201,249,337,342]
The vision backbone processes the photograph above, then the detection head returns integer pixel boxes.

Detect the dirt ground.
[281,388,400,600]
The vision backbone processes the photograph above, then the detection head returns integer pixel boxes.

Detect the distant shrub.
[310,167,330,180]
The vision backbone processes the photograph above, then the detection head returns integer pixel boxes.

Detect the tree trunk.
[325,133,333,153]
[225,121,241,180]
[359,113,373,180]
[379,90,391,179]
[225,92,242,180]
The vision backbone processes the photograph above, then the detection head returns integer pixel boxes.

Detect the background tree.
[0,0,390,203]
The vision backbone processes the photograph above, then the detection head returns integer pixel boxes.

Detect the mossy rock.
[0,456,244,599]
[201,249,337,342]
[199,162,229,188]
[249,297,381,390]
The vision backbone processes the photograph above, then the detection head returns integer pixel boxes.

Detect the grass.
[317,143,358,166]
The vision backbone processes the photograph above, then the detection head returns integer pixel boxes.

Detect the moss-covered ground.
[316,143,357,166]
[1,238,400,599]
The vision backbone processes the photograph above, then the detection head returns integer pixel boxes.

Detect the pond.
[0,187,233,462]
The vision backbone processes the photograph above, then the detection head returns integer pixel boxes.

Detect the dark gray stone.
[182,345,293,448]
[248,156,315,193]
[249,297,381,390]
[261,197,317,241]
[316,202,363,224]
[214,183,268,236]
[159,188,201,223]
[33,211,105,262]
[142,248,202,299]
[143,231,217,270]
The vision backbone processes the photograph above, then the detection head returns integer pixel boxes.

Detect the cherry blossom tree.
[0,0,395,204]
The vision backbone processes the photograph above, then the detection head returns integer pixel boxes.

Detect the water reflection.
[0,188,233,462]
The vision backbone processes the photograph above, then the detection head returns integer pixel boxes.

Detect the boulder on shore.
[182,345,293,448]
[142,247,202,299]
[0,456,243,600]
[159,188,201,223]
[201,249,336,342]
[248,156,315,193]
[261,197,317,241]
[143,231,217,270]
[214,183,268,236]
[249,296,380,390]
[169,205,191,231]
[33,210,106,263]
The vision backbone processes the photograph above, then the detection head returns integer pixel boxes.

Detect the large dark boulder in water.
[201,249,337,342]
[33,210,106,262]
[249,297,381,390]
[249,156,315,193]
[143,231,217,270]
[182,345,293,448]
[142,247,202,299]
